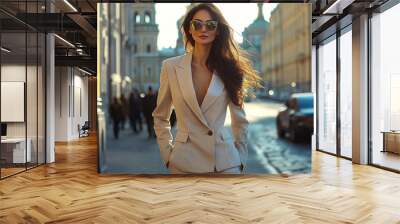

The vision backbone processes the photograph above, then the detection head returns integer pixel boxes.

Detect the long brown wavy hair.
[181,3,263,107]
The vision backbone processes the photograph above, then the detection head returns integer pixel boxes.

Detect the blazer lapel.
[200,71,225,113]
[175,52,210,128]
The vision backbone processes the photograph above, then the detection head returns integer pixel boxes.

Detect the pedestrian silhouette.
[109,97,123,139]
[142,86,157,139]
[128,88,143,134]
[119,94,128,130]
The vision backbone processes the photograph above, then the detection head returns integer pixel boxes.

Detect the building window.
[371,3,400,171]
[134,44,137,53]
[317,35,337,155]
[339,27,352,158]
[144,12,151,24]
[146,44,151,53]
[135,13,140,24]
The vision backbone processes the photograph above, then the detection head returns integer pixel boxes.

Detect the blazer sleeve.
[152,60,174,167]
[228,99,249,170]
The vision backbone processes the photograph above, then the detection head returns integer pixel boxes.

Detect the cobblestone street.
[104,98,311,174]
[244,99,311,174]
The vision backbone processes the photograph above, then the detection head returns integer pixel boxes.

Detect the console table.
[381,131,400,154]
[1,138,32,164]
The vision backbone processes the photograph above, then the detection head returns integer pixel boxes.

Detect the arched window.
[144,12,151,24]
[135,12,140,24]
[146,44,151,53]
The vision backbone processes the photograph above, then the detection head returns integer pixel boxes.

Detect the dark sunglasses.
[190,20,218,31]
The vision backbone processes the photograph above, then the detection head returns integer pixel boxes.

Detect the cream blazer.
[152,52,249,173]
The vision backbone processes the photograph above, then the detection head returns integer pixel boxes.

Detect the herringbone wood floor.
[1,134,400,224]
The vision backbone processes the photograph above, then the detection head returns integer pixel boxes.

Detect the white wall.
[72,72,89,138]
[55,66,69,141]
[1,64,26,81]
[55,67,89,141]
[1,65,31,137]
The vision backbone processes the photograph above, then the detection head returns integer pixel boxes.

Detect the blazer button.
[208,130,213,136]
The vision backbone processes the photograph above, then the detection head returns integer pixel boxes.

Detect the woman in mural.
[152,3,262,174]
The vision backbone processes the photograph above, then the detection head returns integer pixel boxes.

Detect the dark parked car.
[276,93,314,142]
